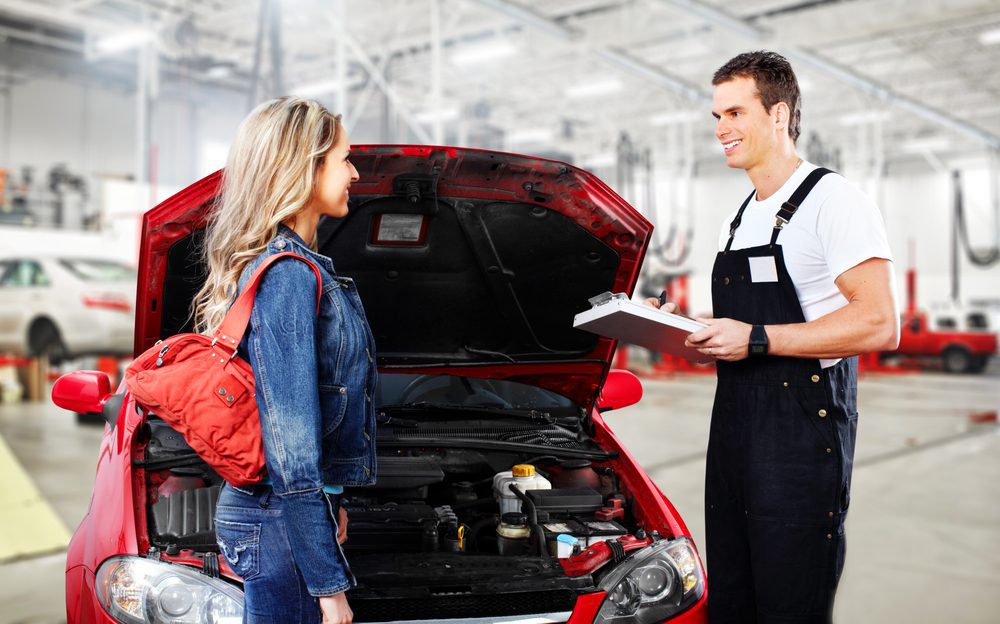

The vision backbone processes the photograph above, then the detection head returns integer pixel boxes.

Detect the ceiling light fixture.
[649,110,701,126]
[580,153,616,169]
[93,29,154,54]
[978,27,1000,46]
[838,110,890,126]
[899,136,951,153]
[288,79,342,98]
[452,41,518,66]
[415,107,461,124]
[564,79,622,99]
[205,64,233,80]
[506,128,554,144]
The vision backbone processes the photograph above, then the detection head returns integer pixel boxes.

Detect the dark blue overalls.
[706,168,858,624]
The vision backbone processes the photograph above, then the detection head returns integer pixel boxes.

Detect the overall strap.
[724,190,756,252]
[214,252,322,352]
[770,167,833,245]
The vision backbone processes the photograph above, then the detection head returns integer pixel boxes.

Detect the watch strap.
[749,324,769,357]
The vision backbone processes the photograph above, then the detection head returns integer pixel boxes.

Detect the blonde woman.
[194,97,376,624]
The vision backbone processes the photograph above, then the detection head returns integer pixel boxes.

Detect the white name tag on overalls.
[749,256,779,282]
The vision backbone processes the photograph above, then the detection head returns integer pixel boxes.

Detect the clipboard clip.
[587,291,628,307]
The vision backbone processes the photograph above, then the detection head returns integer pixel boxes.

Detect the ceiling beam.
[656,0,1000,150]
[0,0,119,35]
[470,0,709,104]
[320,9,433,144]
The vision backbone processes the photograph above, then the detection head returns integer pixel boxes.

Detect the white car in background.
[0,256,136,363]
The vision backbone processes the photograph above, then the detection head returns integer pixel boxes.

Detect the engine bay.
[137,393,661,621]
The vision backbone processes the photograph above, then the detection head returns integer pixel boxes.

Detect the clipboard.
[573,292,712,364]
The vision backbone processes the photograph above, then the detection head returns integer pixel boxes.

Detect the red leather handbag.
[125,252,321,486]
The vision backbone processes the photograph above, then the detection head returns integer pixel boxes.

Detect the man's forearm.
[767,299,899,359]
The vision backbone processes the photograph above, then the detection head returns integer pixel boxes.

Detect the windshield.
[376,373,575,411]
[60,259,138,282]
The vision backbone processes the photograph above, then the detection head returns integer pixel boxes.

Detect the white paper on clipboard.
[573,293,712,364]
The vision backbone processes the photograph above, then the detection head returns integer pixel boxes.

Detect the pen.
[659,290,667,308]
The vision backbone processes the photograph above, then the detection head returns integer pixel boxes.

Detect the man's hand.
[337,507,348,545]
[320,592,353,624]
[686,317,753,361]
[642,297,678,313]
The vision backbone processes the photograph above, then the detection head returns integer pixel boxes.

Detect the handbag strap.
[213,252,322,352]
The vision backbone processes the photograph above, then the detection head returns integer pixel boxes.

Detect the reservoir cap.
[512,464,536,477]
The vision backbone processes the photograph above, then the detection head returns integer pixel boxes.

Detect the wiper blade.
[380,436,617,460]
[379,402,555,424]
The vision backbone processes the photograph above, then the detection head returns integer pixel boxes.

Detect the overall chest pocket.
[214,519,261,581]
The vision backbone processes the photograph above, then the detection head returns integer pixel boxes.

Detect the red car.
[895,310,997,373]
[55,146,707,624]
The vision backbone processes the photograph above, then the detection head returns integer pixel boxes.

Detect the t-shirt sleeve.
[816,179,894,280]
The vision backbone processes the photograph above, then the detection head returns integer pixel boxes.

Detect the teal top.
[259,478,343,495]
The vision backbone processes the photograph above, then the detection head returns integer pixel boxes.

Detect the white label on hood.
[375,214,425,243]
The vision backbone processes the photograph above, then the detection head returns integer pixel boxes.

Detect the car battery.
[540,517,628,552]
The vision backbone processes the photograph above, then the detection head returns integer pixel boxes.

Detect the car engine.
[140,414,649,621]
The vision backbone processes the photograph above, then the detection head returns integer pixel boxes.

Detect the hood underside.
[134,146,651,409]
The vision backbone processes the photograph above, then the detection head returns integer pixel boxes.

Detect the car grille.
[351,589,576,622]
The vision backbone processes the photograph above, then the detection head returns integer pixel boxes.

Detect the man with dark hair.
[648,50,899,622]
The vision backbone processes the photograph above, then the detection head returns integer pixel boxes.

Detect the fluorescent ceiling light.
[415,107,460,123]
[979,28,1000,46]
[838,110,890,126]
[506,128,554,144]
[94,29,154,54]
[580,153,616,168]
[899,136,951,153]
[452,41,517,66]
[650,110,701,126]
[205,64,232,80]
[564,79,622,99]
[288,79,342,98]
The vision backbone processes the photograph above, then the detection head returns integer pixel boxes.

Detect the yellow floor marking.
[0,432,70,562]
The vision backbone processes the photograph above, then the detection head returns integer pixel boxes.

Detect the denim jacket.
[233,223,378,596]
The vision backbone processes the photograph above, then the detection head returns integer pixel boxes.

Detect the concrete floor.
[0,365,997,623]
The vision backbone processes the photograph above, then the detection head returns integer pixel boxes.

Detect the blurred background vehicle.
[0,257,136,364]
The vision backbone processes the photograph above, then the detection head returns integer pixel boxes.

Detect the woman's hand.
[320,592,353,624]
[337,507,348,545]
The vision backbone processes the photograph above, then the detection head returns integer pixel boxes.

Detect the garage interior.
[0,1,998,623]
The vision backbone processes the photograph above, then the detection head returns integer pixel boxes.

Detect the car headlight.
[595,537,705,624]
[94,556,243,624]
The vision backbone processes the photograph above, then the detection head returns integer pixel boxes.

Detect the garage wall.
[649,163,1000,317]
[3,71,997,315]
[6,77,135,181]
[1,74,248,189]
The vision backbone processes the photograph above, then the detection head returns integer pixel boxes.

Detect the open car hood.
[134,145,651,410]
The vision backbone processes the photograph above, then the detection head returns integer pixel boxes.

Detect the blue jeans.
[215,482,350,623]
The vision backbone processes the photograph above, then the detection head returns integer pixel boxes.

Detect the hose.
[954,169,1000,267]
[508,483,548,556]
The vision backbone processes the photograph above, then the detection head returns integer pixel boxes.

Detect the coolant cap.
[512,464,536,477]
[501,512,528,526]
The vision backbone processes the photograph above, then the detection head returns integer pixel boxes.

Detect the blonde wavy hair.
[193,96,341,334]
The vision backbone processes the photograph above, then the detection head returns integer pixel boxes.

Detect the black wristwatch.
[749,324,769,357]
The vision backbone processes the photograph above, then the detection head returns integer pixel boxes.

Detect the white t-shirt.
[717,162,893,367]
